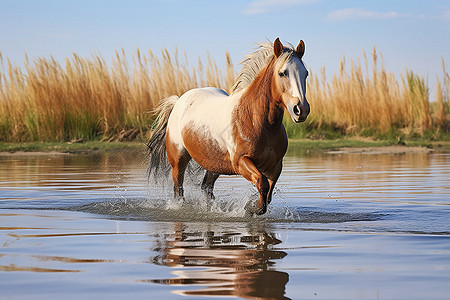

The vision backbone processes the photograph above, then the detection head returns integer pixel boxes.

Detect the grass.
[2,138,449,154]
[285,48,450,140]
[0,46,449,144]
[0,141,145,153]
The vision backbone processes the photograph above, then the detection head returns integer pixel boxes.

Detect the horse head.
[272,38,310,123]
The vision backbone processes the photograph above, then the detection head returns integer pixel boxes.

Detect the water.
[1,148,449,299]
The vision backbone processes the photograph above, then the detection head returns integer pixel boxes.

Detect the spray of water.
[74,173,380,224]
[66,155,380,223]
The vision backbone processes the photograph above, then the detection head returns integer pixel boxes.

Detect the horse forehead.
[286,56,306,74]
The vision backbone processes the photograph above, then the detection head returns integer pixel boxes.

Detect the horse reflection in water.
[149,223,290,300]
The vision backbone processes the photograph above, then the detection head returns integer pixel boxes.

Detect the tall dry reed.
[434,59,450,131]
[305,47,446,136]
[0,48,235,142]
[0,47,448,143]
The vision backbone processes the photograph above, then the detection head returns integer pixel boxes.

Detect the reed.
[434,59,450,132]
[0,47,448,143]
[0,48,234,142]
[297,48,449,138]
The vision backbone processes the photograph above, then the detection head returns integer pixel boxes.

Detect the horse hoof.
[244,201,255,216]
[244,200,267,216]
[256,206,267,215]
[203,191,215,201]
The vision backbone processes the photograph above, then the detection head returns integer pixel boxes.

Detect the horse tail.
[147,95,179,180]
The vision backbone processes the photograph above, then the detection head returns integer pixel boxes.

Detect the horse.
[147,38,310,215]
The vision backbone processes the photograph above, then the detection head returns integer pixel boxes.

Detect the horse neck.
[237,59,284,135]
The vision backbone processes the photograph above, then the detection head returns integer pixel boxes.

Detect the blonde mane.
[230,41,294,95]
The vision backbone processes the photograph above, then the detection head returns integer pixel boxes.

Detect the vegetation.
[0,141,142,153]
[0,49,235,142]
[0,47,449,144]
[3,139,448,153]
[285,49,450,141]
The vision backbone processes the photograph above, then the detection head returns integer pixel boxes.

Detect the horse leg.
[201,171,219,200]
[171,158,190,200]
[166,137,191,201]
[238,156,269,215]
[267,161,282,205]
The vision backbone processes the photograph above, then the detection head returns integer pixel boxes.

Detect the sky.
[1,0,449,95]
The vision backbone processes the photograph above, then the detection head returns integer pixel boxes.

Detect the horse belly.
[182,124,235,175]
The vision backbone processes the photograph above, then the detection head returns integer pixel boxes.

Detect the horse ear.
[296,40,305,58]
[274,38,283,58]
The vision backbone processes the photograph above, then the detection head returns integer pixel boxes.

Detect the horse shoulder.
[232,121,288,175]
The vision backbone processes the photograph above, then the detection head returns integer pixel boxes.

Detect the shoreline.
[325,145,434,155]
[1,139,449,155]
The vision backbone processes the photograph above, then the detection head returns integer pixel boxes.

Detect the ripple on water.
[70,196,384,224]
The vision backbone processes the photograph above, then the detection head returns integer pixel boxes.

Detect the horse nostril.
[293,105,301,116]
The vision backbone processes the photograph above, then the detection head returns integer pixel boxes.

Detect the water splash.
[72,191,382,224]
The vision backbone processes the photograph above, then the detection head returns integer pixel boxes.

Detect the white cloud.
[244,0,317,15]
[442,10,450,22]
[328,8,408,21]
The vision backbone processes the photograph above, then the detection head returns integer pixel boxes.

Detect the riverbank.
[0,141,146,154]
[1,138,449,154]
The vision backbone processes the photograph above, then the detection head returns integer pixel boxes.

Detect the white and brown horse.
[148,38,310,215]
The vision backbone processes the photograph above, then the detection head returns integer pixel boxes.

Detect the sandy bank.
[326,146,434,155]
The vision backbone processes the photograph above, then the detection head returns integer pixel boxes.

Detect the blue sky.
[1,0,449,92]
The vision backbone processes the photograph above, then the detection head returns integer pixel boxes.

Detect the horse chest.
[235,125,288,172]
[256,133,287,169]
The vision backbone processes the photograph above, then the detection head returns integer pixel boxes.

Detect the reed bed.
[301,48,449,138]
[0,47,448,143]
[0,49,235,142]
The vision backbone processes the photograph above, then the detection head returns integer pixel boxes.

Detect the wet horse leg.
[166,139,191,200]
[267,161,282,205]
[238,156,269,215]
[171,159,190,200]
[201,171,219,200]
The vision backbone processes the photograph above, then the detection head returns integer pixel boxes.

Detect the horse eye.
[278,70,288,77]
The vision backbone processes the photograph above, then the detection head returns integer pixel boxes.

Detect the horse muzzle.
[289,99,310,123]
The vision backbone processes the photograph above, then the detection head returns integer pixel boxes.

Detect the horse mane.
[230,41,295,95]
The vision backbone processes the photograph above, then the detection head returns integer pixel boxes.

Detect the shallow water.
[1,148,449,299]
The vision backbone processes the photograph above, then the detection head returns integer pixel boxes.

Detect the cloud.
[328,8,408,21]
[244,0,317,15]
[442,10,450,21]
